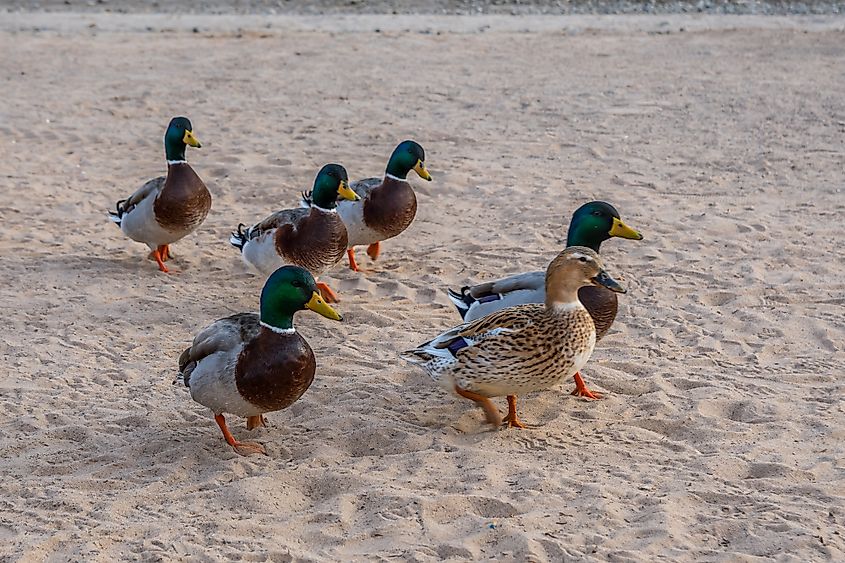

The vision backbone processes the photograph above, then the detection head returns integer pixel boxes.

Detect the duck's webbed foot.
[503,395,527,428]
[215,414,266,456]
[455,385,502,427]
[571,372,602,400]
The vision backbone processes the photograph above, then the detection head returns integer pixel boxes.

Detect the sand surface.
[1,12,844,562]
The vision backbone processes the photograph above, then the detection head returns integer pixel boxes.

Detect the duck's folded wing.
[178,313,260,383]
[456,304,542,339]
[350,177,381,199]
[248,208,309,239]
[402,304,543,365]
[124,177,165,209]
[467,271,544,299]
[415,304,541,356]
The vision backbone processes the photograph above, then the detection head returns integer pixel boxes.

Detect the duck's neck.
[545,285,584,311]
[566,224,606,253]
[310,185,338,211]
[165,138,187,163]
[385,157,412,181]
[259,309,295,332]
[547,297,585,313]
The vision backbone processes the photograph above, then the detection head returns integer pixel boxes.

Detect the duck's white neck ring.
[167,160,187,166]
[260,322,296,335]
[384,173,407,182]
[312,205,337,214]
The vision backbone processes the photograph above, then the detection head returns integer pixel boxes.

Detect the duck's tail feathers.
[399,348,432,365]
[300,191,313,209]
[446,286,474,320]
[176,347,194,387]
[107,199,128,226]
[229,223,249,251]
[401,333,463,364]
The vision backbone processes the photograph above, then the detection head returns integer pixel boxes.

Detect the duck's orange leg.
[346,248,360,272]
[571,372,602,400]
[214,414,266,456]
[246,415,266,430]
[316,281,340,303]
[149,247,169,273]
[455,385,502,427]
[504,395,526,428]
[366,241,381,261]
[159,244,172,261]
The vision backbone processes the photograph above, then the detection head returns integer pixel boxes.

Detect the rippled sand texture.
[1,15,843,561]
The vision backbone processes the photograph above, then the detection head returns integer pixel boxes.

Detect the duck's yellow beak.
[305,291,343,321]
[337,180,360,201]
[609,217,643,240]
[183,129,202,148]
[413,160,432,181]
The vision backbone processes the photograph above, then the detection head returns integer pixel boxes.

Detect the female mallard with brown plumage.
[304,140,431,271]
[230,164,359,303]
[403,247,625,429]
[447,201,642,399]
[178,266,342,456]
[108,117,210,272]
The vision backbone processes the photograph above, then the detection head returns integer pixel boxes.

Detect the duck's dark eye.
[592,210,602,216]
[579,257,588,263]
[291,280,302,288]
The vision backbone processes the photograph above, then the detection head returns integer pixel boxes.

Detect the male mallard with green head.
[404,247,625,429]
[303,140,431,271]
[178,266,342,456]
[108,117,211,272]
[230,164,359,303]
[447,201,642,399]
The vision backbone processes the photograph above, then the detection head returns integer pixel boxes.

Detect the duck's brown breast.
[235,329,316,412]
[274,209,348,273]
[154,163,212,231]
[578,286,618,341]
[362,177,417,239]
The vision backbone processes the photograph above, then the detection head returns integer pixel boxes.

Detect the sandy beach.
[1,9,844,561]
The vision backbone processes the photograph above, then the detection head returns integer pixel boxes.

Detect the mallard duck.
[108,116,211,272]
[230,164,359,303]
[447,201,642,399]
[403,247,625,429]
[304,140,431,271]
[178,265,342,456]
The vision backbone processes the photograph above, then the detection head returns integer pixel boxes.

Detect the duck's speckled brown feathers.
[273,209,349,273]
[451,272,620,340]
[154,163,212,231]
[361,176,417,238]
[235,328,316,412]
[457,304,540,340]
[578,286,618,341]
[453,307,594,395]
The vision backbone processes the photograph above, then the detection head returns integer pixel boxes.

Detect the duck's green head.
[164,116,201,162]
[566,201,643,252]
[309,163,360,209]
[260,266,342,331]
[385,140,432,181]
